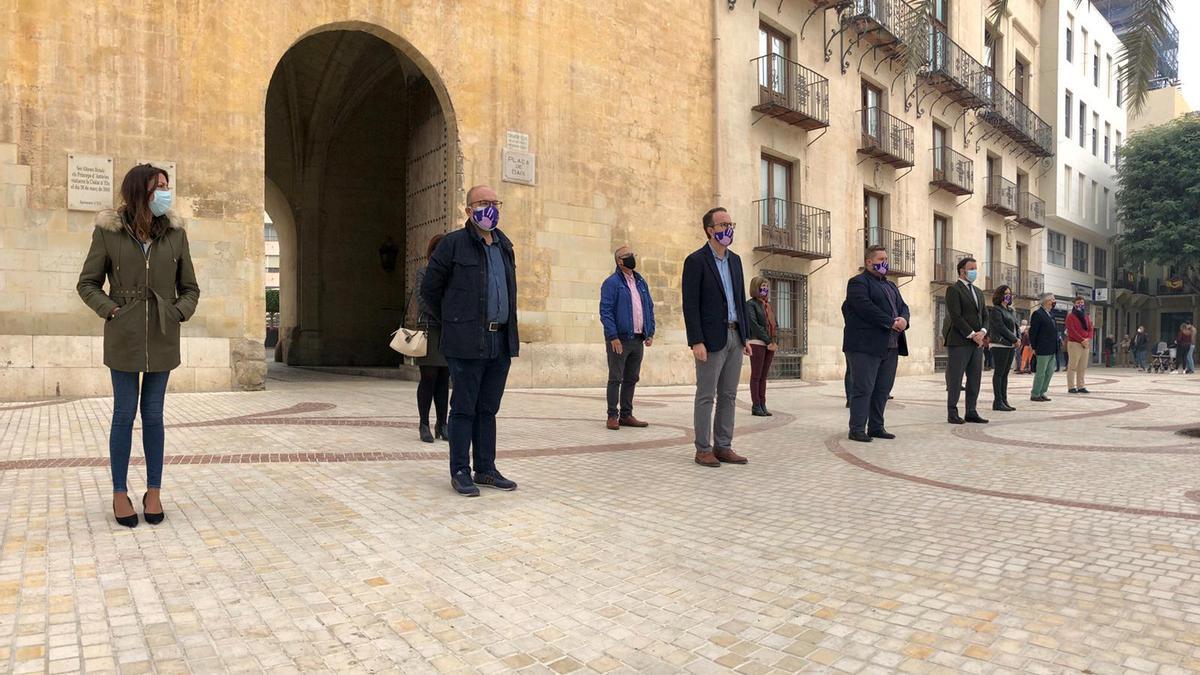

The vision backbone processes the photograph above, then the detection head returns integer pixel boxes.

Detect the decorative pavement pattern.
[2,364,1199,674]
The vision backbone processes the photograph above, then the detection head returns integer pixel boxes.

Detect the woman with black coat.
[987,285,1019,411]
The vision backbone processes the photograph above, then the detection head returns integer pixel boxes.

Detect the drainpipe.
[712,0,722,205]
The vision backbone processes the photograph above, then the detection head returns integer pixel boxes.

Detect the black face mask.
[621,255,636,270]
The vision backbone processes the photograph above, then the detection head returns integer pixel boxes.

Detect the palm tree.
[987,0,1175,115]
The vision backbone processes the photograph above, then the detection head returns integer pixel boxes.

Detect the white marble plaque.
[502,149,536,186]
[505,130,529,152]
[67,154,114,211]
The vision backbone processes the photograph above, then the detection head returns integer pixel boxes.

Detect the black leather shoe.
[435,422,448,441]
[474,471,517,491]
[142,493,164,525]
[1003,403,1016,411]
[761,406,773,417]
[451,471,480,497]
[419,423,434,443]
[751,404,768,417]
[113,496,138,528]
[848,430,873,443]
[964,413,989,424]
[992,402,1008,411]
[1068,388,1079,394]
[1077,388,1090,393]
[868,429,896,439]
[947,413,965,425]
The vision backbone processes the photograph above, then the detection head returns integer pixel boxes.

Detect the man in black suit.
[842,245,909,443]
[682,207,752,467]
[942,256,988,424]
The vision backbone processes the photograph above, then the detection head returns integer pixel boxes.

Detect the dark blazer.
[1027,307,1059,356]
[420,220,519,359]
[841,271,910,357]
[987,304,1019,347]
[681,243,749,351]
[943,280,987,347]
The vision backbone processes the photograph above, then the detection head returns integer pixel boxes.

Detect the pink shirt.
[623,271,644,335]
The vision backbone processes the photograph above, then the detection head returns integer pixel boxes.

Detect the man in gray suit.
[942,257,989,425]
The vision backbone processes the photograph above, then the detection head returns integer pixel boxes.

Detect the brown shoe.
[619,415,648,428]
[606,416,620,430]
[714,447,748,464]
[694,450,721,467]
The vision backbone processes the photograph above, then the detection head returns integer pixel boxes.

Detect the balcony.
[754,198,833,260]
[752,55,830,131]
[931,248,975,285]
[860,227,917,277]
[844,0,920,62]
[930,146,973,195]
[978,79,1054,157]
[983,175,1017,216]
[922,29,990,109]
[1016,192,1045,229]
[859,107,914,168]
[1018,270,1044,299]
[984,261,1019,292]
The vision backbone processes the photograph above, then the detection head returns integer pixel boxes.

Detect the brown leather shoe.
[606,416,620,430]
[694,450,721,467]
[714,447,748,464]
[619,415,648,428]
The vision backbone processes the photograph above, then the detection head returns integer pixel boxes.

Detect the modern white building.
[1038,0,1127,361]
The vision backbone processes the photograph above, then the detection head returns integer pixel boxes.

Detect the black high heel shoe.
[419,423,435,443]
[113,496,138,528]
[435,421,448,442]
[142,493,165,525]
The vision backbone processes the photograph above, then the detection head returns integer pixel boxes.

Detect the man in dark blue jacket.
[420,185,519,497]
[599,245,656,430]
[682,207,751,467]
[1027,293,1058,401]
[842,245,909,442]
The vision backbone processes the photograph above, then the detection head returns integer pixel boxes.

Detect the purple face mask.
[872,261,889,275]
[758,287,769,298]
[712,226,734,247]
[471,204,500,231]
[1004,294,1013,304]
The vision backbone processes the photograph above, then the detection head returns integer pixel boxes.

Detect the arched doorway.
[265,26,456,367]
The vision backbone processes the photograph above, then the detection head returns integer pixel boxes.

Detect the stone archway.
[265,25,457,367]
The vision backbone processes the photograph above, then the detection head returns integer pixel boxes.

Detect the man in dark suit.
[842,245,909,443]
[1027,292,1059,401]
[942,256,989,425]
[682,207,751,467]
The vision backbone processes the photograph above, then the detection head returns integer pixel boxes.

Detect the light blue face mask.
[965,269,978,283]
[149,189,173,217]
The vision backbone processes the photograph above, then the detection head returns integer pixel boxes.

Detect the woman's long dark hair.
[118,164,170,241]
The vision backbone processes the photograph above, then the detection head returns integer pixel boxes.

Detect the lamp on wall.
[378,237,399,273]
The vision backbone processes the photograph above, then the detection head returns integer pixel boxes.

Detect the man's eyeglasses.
[469,200,503,209]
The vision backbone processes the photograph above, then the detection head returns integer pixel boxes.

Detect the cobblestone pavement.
[2,365,1200,674]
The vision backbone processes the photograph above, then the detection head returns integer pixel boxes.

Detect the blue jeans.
[110,370,170,493]
[1187,345,1196,373]
[445,332,512,478]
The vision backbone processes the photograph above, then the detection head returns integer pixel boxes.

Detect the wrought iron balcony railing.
[979,77,1054,157]
[923,28,990,109]
[752,54,830,130]
[859,107,914,168]
[984,261,1020,292]
[931,146,973,195]
[844,0,921,61]
[754,198,833,260]
[984,175,1017,216]
[860,227,917,277]
[1019,269,1045,299]
[931,248,975,285]
[1016,191,1045,229]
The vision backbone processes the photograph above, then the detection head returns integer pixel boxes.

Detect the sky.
[1177,3,1199,108]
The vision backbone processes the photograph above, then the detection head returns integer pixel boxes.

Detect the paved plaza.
[2,364,1200,674]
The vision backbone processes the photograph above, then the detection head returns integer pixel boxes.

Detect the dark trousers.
[749,344,775,406]
[846,350,898,434]
[109,370,170,493]
[606,336,645,417]
[991,347,1015,405]
[946,344,983,414]
[417,366,449,426]
[445,333,511,478]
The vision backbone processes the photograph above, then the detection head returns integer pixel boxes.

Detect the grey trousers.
[694,329,744,452]
[946,344,983,414]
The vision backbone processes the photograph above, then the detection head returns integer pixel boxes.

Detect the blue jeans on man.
[445,332,511,478]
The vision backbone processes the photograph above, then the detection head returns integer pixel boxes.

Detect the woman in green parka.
[77,164,200,528]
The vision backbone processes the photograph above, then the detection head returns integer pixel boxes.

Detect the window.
[1117,73,1124,106]
[763,271,809,358]
[760,154,793,228]
[1073,239,1090,273]
[758,24,790,96]
[1102,187,1110,228]
[1093,44,1100,86]
[1065,27,1073,63]
[1062,164,1073,209]
[934,214,949,253]
[985,233,997,288]
[932,123,948,177]
[1106,54,1113,97]
[265,255,280,274]
[1104,122,1111,164]
[1077,172,1086,215]
[933,0,948,31]
[1090,180,1099,224]
[1048,230,1067,267]
[1064,91,1073,137]
[1081,29,1089,73]
[264,223,278,241]
[861,81,884,141]
[864,190,885,241]
[1116,131,1123,167]
[1079,101,1086,147]
[1014,57,1027,102]
[1092,113,1099,155]
[1095,247,1108,280]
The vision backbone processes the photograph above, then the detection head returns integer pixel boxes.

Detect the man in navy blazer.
[682,207,751,467]
[842,245,909,442]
